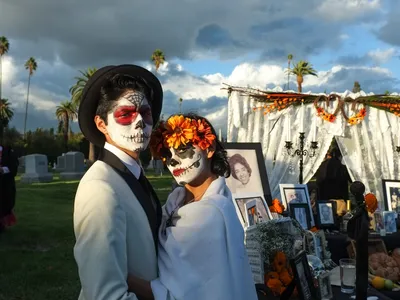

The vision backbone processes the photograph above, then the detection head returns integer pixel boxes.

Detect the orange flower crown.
[149,115,216,160]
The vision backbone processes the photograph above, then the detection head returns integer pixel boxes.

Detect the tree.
[69,67,98,108]
[286,60,318,93]
[23,57,38,139]
[151,49,165,72]
[0,98,14,144]
[0,36,10,100]
[179,97,183,113]
[352,81,361,93]
[287,54,293,90]
[69,67,98,164]
[56,101,77,150]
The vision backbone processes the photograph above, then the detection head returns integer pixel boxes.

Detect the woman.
[128,114,257,300]
[228,153,252,189]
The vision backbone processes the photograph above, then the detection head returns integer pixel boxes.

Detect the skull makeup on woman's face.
[167,144,207,185]
[106,90,153,152]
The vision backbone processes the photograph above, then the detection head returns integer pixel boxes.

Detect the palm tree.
[69,67,98,108]
[287,54,293,90]
[179,97,183,113]
[0,98,14,144]
[286,60,318,93]
[0,36,10,100]
[151,49,165,72]
[56,101,77,150]
[69,67,97,164]
[23,57,38,139]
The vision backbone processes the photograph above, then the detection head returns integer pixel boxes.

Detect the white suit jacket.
[73,156,158,300]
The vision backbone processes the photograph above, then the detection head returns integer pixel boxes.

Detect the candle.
[312,119,317,142]
[299,101,304,133]
[398,133,400,146]
[287,116,291,141]
[218,128,222,141]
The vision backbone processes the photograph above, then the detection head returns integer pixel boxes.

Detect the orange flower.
[310,226,318,232]
[279,269,293,286]
[192,119,216,150]
[269,199,285,214]
[164,115,195,149]
[266,278,284,296]
[365,193,378,213]
[273,252,287,273]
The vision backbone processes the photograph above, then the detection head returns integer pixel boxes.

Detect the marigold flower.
[164,115,195,149]
[269,199,284,214]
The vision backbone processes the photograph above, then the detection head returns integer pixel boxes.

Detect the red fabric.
[1,211,17,227]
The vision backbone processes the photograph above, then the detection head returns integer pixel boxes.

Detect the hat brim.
[78,64,163,147]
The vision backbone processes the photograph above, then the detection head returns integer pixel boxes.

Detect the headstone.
[18,156,25,173]
[147,158,155,170]
[60,152,85,180]
[155,159,164,176]
[20,154,53,183]
[56,155,66,172]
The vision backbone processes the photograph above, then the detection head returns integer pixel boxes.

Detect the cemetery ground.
[0,171,172,300]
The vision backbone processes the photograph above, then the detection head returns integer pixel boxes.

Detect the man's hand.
[127,274,154,300]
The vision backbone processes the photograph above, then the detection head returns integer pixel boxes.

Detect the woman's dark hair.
[172,113,231,178]
[95,73,152,124]
[228,153,252,180]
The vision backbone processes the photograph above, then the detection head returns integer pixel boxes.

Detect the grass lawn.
[0,172,172,300]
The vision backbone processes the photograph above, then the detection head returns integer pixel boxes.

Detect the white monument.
[60,152,85,180]
[20,154,53,183]
[56,155,66,172]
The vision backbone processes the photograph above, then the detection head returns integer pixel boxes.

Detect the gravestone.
[20,154,53,183]
[147,158,155,170]
[60,152,85,180]
[18,156,25,173]
[56,155,66,172]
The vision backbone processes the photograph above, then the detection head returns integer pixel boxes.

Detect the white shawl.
[150,177,258,300]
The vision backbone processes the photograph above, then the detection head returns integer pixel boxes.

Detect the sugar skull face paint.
[167,144,207,185]
[106,91,153,152]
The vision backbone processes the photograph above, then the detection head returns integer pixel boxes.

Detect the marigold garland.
[269,199,285,214]
[314,95,343,123]
[365,193,378,214]
[149,115,217,160]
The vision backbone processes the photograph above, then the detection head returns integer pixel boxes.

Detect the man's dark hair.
[171,113,231,178]
[95,73,152,124]
[228,153,252,180]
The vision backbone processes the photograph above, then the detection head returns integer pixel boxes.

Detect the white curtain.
[226,89,400,205]
[336,107,400,209]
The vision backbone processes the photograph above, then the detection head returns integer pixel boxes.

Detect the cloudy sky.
[1,0,399,134]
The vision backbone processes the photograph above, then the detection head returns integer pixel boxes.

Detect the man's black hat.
[78,64,163,147]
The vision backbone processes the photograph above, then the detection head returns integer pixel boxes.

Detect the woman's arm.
[127,274,154,300]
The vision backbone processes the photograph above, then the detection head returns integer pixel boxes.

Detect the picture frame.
[382,179,400,212]
[234,196,272,228]
[279,183,315,227]
[317,271,333,300]
[223,143,272,204]
[383,211,398,234]
[316,200,337,229]
[373,211,384,232]
[290,203,311,230]
[290,250,317,300]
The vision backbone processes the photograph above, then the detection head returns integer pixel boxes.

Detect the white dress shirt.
[104,142,141,179]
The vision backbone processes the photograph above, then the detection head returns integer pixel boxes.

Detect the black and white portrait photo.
[279,184,315,227]
[290,203,311,230]
[383,211,397,233]
[318,203,334,224]
[382,179,400,212]
[235,196,272,227]
[223,143,272,202]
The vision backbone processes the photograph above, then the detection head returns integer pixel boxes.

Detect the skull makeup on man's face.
[167,144,207,185]
[106,91,153,152]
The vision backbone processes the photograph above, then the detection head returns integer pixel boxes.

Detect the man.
[0,144,18,232]
[74,65,163,300]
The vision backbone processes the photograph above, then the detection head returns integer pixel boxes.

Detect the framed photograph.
[374,212,384,232]
[382,179,400,212]
[279,183,315,227]
[234,196,272,227]
[383,211,397,233]
[317,271,333,300]
[290,250,317,300]
[316,201,337,229]
[224,143,272,204]
[290,203,311,230]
